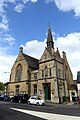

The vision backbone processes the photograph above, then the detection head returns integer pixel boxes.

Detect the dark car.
[76,96,80,104]
[10,94,29,103]
[0,94,10,101]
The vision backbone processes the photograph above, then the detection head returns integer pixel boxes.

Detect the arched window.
[16,64,22,82]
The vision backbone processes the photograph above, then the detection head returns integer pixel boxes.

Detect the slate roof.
[23,53,39,70]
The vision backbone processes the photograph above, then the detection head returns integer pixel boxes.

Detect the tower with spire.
[46,23,54,48]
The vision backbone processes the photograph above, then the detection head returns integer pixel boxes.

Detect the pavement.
[45,101,79,108]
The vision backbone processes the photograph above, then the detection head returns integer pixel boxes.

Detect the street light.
[4,72,10,73]
[4,72,10,95]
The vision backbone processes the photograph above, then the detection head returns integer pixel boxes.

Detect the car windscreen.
[37,98,41,100]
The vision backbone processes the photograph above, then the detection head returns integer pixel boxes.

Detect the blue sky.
[0,0,80,83]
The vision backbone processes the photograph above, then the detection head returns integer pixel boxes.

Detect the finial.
[49,22,50,28]
[57,47,58,50]
[19,47,23,53]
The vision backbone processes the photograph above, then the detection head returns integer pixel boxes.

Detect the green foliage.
[0,82,5,91]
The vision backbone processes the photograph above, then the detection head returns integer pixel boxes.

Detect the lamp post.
[4,72,10,73]
[4,72,10,95]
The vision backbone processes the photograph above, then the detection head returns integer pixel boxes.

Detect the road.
[0,101,80,120]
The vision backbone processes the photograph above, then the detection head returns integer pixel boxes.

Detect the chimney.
[62,51,66,59]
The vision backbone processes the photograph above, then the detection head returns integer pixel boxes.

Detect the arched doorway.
[44,83,51,100]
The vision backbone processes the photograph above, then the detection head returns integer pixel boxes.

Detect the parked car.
[76,96,80,104]
[10,94,29,103]
[0,94,10,101]
[27,96,45,106]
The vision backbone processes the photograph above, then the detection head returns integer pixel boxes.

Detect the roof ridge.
[23,53,39,61]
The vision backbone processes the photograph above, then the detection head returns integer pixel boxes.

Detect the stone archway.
[44,83,51,100]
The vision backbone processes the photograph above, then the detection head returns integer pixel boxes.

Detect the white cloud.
[45,0,54,3]
[22,0,38,4]
[44,0,80,16]
[0,33,15,46]
[30,0,38,3]
[14,0,38,12]
[0,53,16,83]
[53,0,80,16]
[22,0,29,4]
[14,3,25,13]
[6,0,16,3]
[0,23,8,31]
[4,34,15,45]
[2,14,8,25]
[55,33,80,52]
[21,39,46,59]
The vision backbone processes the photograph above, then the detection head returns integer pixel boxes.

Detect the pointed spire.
[46,23,54,48]
[49,22,50,28]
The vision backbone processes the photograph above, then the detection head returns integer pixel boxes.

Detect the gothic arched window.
[16,64,22,82]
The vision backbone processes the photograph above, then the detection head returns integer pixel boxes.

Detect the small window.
[57,68,61,78]
[34,73,37,80]
[49,69,52,77]
[65,65,67,70]
[34,84,37,95]
[42,70,44,78]
[45,66,48,77]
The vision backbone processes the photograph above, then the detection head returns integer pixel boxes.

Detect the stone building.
[8,25,74,103]
[77,71,80,96]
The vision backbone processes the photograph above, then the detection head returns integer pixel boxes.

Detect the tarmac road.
[0,101,80,120]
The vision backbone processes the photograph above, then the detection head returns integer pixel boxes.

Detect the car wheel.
[36,102,39,106]
[11,99,13,102]
[28,101,30,105]
[3,98,6,102]
[19,100,21,103]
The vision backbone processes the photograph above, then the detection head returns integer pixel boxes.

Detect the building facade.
[8,25,74,103]
[77,71,80,96]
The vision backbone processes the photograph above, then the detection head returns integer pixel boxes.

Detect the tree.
[0,82,4,91]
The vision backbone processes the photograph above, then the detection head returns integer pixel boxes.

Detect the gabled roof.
[46,47,53,56]
[23,53,39,70]
[39,47,55,63]
[54,47,61,58]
